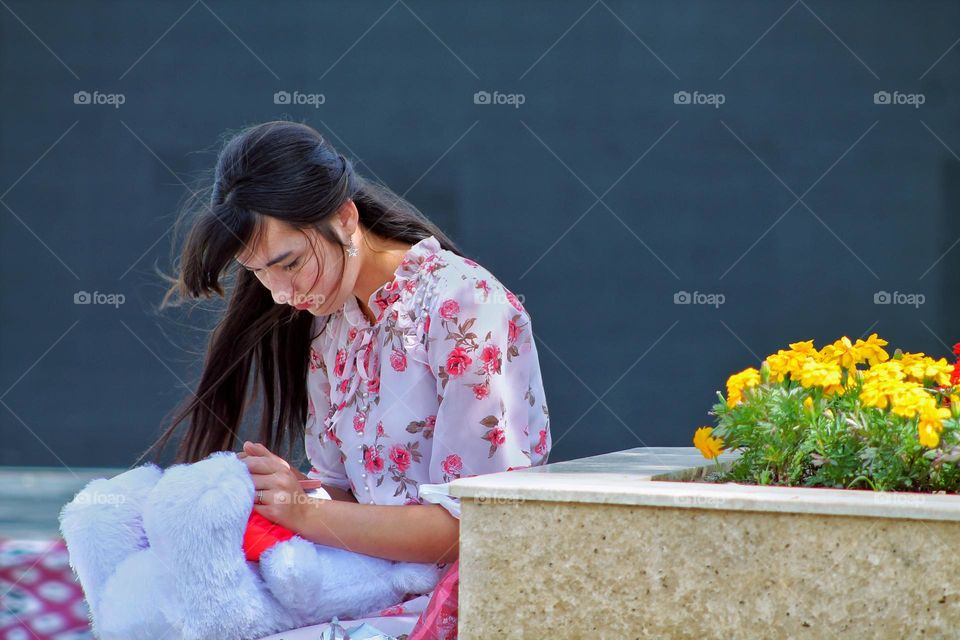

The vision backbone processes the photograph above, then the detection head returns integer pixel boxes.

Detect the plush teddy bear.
[58,451,441,640]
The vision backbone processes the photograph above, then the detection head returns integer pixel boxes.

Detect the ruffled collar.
[343,235,442,328]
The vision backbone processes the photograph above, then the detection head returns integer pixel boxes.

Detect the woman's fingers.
[242,455,276,475]
[243,441,291,470]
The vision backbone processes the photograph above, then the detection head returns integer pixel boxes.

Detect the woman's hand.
[237,441,312,531]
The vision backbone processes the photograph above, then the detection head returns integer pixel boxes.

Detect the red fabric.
[408,559,459,640]
[0,537,91,638]
[242,511,296,562]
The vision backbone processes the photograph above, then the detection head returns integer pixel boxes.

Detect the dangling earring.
[346,241,358,257]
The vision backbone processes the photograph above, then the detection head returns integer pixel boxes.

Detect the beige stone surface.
[459,498,960,639]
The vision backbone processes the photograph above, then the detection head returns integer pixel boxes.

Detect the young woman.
[152,120,552,632]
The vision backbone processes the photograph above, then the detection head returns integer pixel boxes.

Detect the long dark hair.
[148,120,462,466]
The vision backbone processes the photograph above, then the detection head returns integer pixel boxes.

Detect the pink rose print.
[353,412,365,433]
[364,447,384,473]
[475,280,490,300]
[506,291,525,314]
[404,497,423,505]
[390,349,407,372]
[463,258,479,267]
[472,381,490,400]
[480,344,502,375]
[334,348,347,377]
[379,604,405,617]
[309,347,323,372]
[485,426,506,447]
[339,379,349,393]
[441,454,463,478]
[362,341,374,370]
[425,414,437,433]
[446,346,472,377]
[376,421,385,437]
[424,314,431,335]
[439,299,460,319]
[348,327,358,342]
[507,318,520,345]
[390,444,412,473]
[325,426,342,448]
[534,429,548,456]
[367,375,380,394]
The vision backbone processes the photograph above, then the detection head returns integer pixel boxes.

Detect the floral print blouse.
[303,235,552,519]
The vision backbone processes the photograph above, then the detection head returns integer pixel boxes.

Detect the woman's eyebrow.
[238,250,294,270]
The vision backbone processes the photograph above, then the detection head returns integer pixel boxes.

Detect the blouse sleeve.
[304,346,352,493]
[422,274,552,519]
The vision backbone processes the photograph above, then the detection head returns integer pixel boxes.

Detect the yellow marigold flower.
[918,422,941,448]
[853,333,890,367]
[726,367,761,408]
[694,426,724,459]
[820,336,858,370]
[889,384,936,419]
[799,359,844,395]
[788,340,819,357]
[860,378,902,410]
[919,406,950,434]
[900,355,952,386]
[862,360,905,384]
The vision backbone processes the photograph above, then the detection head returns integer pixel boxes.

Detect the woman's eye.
[283,259,299,272]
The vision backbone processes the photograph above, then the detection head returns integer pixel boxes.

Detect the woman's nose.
[263,273,294,305]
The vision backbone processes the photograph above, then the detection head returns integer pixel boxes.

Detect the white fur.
[59,451,441,640]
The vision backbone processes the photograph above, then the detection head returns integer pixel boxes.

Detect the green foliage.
[708,382,960,493]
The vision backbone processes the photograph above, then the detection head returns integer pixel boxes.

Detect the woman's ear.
[336,198,359,236]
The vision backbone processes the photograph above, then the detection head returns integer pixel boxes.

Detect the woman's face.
[235,211,360,316]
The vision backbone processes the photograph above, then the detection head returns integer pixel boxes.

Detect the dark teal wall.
[2,1,958,467]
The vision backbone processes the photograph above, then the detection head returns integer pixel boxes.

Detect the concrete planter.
[437,447,960,639]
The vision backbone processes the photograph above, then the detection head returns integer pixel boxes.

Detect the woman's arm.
[317,485,358,502]
[293,499,459,564]
[291,465,357,502]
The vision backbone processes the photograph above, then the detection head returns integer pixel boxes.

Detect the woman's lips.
[295,302,312,310]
